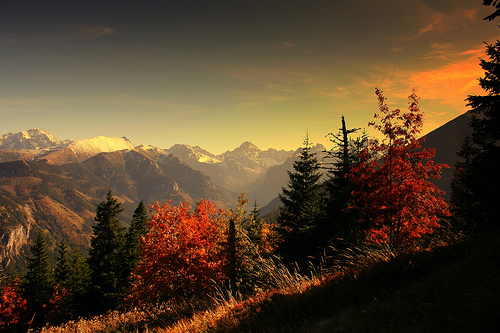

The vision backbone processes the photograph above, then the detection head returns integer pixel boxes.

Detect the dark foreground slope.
[219,233,500,333]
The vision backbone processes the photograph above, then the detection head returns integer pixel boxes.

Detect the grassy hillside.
[41,231,500,332]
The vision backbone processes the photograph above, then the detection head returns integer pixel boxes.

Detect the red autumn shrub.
[349,89,450,251]
[128,199,228,305]
[0,280,28,331]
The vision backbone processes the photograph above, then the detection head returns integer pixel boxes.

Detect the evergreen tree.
[226,193,259,295]
[23,230,54,324]
[120,200,149,289]
[277,134,325,266]
[54,240,71,289]
[67,249,91,316]
[451,6,500,229]
[247,200,263,246]
[52,241,92,320]
[322,116,367,249]
[88,190,125,312]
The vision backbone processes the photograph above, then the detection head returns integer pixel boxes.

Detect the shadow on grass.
[212,232,500,332]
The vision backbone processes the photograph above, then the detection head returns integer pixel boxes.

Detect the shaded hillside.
[0,160,107,271]
[214,232,500,333]
[421,112,472,199]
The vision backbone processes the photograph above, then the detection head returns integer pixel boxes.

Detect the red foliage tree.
[0,280,28,332]
[349,89,450,251]
[128,199,227,305]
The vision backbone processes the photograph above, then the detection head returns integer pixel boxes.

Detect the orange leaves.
[0,281,27,331]
[349,89,450,251]
[128,199,228,306]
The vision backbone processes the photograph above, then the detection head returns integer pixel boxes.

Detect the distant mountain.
[0,129,136,165]
[41,136,136,164]
[0,128,68,150]
[167,141,294,193]
[247,143,327,208]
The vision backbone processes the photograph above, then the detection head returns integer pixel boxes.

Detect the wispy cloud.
[357,45,486,116]
[398,5,479,41]
[214,63,315,105]
[1,25,117,44]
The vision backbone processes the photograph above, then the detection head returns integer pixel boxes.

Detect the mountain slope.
[0,148,233,271]
[421,111,472,199]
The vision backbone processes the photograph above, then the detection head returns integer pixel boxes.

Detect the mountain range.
[0,129,297,270]
[0,112,472,271]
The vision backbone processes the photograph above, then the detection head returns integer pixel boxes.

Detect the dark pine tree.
[322,116,367,250]
[120,200,149,290]
[67,249,91,317]
[23,230,54,325]
[451,6,500,230]
[88,190,125,312]
[54,240,71,289]
[277,134,325,266]
[247,200,263,247]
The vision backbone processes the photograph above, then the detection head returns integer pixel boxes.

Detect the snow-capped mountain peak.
[68,136,134,155]
[0,128,66,150]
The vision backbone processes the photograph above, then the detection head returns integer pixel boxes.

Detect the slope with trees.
[451,5,500,229]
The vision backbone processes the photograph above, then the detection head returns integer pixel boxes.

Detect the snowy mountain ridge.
[0,128,69,150]
[67,136,135,156]
[0,129,295,190]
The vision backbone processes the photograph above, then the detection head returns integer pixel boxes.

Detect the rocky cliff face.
[0,203,34,269]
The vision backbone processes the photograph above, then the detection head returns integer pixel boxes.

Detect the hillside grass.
[42,231,500,332]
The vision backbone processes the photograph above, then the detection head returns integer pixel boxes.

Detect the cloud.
[214,63,315,104]
[367,47,486,116]
[408,54,484,102]
[398,5,480,41]
[1,25,117,44]
[39,26,117,42]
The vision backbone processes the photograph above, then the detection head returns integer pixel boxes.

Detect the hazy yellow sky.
[0,0,498,154]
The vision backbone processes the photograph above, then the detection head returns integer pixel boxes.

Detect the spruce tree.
[54,240,71,289]
[247,200,263,246]
[88,190,125,312]
[67,249,91,316]
[322,116,367,249]
[23,230,54,324]
[120,200,149,289]
[451,5,500,229]
[226,193,260,295]
[277,134,325,266]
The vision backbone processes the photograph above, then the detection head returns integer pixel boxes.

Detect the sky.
[1,0,498,154]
